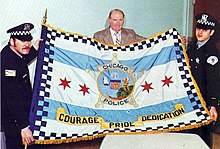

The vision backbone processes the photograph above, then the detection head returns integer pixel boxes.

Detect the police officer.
[1,23,42,149]
[187,13,220,147]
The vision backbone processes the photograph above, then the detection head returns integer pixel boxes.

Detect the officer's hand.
[180,36,187,44]
[21,127,35,145]
[210,106,218,121]
[33,39,43,51]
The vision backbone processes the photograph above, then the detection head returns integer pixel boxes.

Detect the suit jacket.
[93,27,145,45]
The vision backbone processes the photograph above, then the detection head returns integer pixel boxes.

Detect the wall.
[1,0,194,46]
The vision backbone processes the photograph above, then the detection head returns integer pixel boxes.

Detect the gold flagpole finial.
[42,9,47,24]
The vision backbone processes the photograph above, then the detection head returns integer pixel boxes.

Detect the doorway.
[193,0,220,51]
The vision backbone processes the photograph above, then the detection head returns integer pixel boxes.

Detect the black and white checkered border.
[33,26,208,140]
[11,30,31,35]
[34,115,210,140]
[175,48,209,119]
[45,27,182,51]
[37,39,54,98]
[33,26,55,136]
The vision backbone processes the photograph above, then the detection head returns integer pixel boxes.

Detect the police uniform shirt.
[187,39,220,107]
[1,45,38,131]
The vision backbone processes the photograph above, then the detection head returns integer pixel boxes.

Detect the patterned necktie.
[196,44,199,49]
[114,33,121,46]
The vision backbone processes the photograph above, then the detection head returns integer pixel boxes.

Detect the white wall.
[0,0,194,83]
[1,0,194,46]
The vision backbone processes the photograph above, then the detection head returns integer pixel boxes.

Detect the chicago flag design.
[30,24,211,144]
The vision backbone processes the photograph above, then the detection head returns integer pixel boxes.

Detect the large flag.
[30,23,211,144]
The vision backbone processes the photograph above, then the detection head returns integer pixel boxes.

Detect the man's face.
[108,11,124,33]
[12,38,32,55]
[196,28,214,44]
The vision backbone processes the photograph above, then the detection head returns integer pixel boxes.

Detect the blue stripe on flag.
[49,45,179,72]
[42,96,195,122]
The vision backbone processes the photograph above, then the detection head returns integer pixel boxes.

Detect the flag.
[30,23,211,144]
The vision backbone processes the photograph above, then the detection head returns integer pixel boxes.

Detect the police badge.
[90,53,142,108]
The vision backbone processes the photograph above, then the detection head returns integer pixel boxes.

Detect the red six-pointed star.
[141,81,153,93]
[59,77,71,89]
[79,84,90,96]
[162,76,173,87]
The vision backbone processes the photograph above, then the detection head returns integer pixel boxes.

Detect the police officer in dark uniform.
[1,23,42,149]
[187,13,220,147]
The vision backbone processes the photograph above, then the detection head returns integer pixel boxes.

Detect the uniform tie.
[114,33,121,46]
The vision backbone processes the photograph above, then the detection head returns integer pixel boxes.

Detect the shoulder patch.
[207,56,218,65]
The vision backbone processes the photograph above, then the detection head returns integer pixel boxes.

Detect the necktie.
[114,33,121,46]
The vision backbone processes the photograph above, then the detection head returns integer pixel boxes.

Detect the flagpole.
[42,9,47,24]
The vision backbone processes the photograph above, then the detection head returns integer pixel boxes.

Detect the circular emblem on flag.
[97,69,134,100]
[97,66,135,104]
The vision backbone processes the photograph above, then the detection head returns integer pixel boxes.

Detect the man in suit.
[1,23,42,149]
[93,8,145,45]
